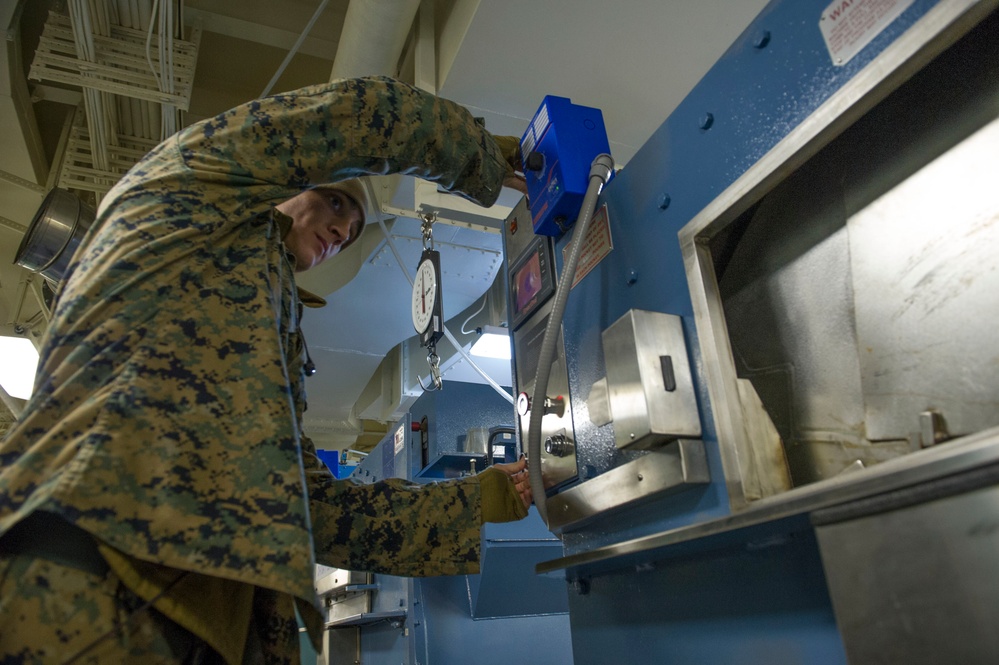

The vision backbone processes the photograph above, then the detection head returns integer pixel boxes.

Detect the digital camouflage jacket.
[0,77,510,651]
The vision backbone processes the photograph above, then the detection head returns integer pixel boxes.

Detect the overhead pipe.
[329,0,421,80]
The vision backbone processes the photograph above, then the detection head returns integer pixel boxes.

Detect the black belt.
[1,511,110,578]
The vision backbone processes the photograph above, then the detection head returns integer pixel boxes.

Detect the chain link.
[420,212,437,251]
[418,343,443,392]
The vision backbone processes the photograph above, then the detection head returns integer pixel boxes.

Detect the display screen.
[510,236,555,331]
[513,251,543,317]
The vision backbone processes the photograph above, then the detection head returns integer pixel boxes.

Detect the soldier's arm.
[168,76,508,233]
[301,437,484,576]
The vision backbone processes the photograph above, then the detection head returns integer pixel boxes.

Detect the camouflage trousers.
[0,548,219,664]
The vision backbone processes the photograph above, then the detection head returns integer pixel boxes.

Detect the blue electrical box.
[520,95,611,237]
[315,449,357,479]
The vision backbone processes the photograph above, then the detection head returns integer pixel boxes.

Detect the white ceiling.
[0,0,771,449]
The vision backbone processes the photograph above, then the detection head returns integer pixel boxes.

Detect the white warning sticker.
[819,0,915,66]
[394,424,405,455]
[564,204,613,290]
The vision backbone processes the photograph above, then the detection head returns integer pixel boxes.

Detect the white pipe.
[329,0,421,80]
[261,0,330,98]
[145,0,162,94]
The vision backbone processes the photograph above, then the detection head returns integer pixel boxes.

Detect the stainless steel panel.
[722,209,866,442]
[679,0,997,508]
[315,566,375,626]
[849,117,999,442]
[717,171,875,484]
[546,439,709,531]
[602,310,701,450]
[539,425,999,575]
[815,481,999,665]
[513,298,578,489]
[315,567,369,597]
[322,627,359,665]
[326,592,372,626]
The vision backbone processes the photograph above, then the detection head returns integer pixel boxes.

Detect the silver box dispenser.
[600,309,701,450]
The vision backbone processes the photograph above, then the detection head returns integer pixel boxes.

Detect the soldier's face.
[277,189,362,272]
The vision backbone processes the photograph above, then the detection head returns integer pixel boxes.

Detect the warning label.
[819,0,915,66]
[564,204,613,289]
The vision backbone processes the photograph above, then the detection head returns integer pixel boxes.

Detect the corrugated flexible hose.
[527,154,615,527]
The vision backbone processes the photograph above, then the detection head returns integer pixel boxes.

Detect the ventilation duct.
[14,187,95,286]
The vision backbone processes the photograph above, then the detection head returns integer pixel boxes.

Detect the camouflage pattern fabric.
[0,77,509,657]
[0,552,211,664]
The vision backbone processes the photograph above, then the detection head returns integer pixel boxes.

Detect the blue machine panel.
[520,95,611,236]
[502,0,997,664]
[335,383,573,665]
[554,0,949,551]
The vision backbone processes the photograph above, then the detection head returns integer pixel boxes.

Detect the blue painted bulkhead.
[344,382,574,665]
[557,0,947,550]
[534,0,993,663]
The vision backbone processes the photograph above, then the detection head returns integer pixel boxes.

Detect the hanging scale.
[412,213,444,390]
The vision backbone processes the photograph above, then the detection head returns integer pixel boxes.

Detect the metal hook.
[420,212,437,251]
[418,348,443,392]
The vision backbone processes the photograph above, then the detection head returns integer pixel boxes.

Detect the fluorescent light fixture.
[0,336,40,400]
[469,325,511,360]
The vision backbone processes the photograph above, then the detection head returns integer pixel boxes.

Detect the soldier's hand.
[492,457,532,509]
[491,135,523,175]
[503,173,528,197]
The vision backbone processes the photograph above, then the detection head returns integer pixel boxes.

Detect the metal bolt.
[658,193,671,210]
[637,473,644,481]
[699,113,714,130]
[626,270,639,286]
[753,30,771,49]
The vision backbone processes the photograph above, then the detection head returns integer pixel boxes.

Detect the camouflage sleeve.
[301,438,483,576]
[165,76,508,234]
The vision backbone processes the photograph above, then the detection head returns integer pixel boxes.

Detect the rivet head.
[699,113,714,130]
[658,194,671,210]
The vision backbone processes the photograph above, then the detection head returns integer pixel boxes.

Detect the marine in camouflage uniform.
[0,76,528,663]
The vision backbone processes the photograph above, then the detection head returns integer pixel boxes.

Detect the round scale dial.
[412,256,439,334]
